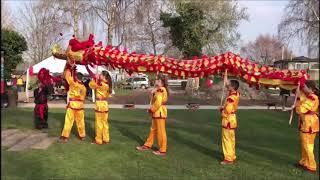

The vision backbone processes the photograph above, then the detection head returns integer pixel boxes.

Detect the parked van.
[125,77,149,89]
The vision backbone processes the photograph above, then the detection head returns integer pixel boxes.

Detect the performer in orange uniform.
[88,69,112,145]
[219,80,240,165]
[60,64,87,142]
[294,80,319,172]
[136,74,168,156]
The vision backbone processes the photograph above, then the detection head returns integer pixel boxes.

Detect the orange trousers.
[144,118,167,153]
[299,132,317,171]
[222,128,236,162]
[61,108,86,138]
[95,112,110,144]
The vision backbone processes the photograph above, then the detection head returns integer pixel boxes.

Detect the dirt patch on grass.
[1,129,57,151]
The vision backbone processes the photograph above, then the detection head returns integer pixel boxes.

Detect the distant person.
[1,82,8,108]
[1,79,4,95]
[194,77,200,96]
[219,79,240,165]
[280,88,290,111]
[11,75,17,89]
[33,81,51,129]
[84,78,92,97]
[17,77,23,92]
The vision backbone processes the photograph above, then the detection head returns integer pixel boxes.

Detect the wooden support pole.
[220,69,228,106]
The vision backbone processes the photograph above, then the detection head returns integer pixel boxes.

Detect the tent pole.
[92,90,95,102]
[26,68,29,102]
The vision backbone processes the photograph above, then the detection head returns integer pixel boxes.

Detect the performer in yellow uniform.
[60,64,87,142]
[136,74,168,156]
[219,80,240,165]
[295,80,319,172]
[88,70,112,144]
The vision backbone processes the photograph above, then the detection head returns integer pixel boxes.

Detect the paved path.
[1,129,58,151]
[18,103,289,110]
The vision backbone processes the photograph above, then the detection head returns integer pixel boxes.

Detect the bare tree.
[47,0,94,39]
[16,1,65,63]
[91,0,136,45]
[129,0,171,55]
[240,34,292,65]
[278,0,319,58]
[200,0,249,55]
[1,0,15,30]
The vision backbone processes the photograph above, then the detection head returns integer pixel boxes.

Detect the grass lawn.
[1,108,319,180]
[113,87,134,97]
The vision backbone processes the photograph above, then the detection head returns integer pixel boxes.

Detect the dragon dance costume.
[34,85,51,129]
[144,87,168,153]
[220,90,240,163]
[61,68,87,140]
[295,91,319,172]
[89,79,110,144]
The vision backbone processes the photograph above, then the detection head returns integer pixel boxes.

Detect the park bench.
[186,103,200,110]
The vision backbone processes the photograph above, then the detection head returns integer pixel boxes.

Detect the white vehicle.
[168,79,187,87]
[137,73,148,78]
[125,77,149,89]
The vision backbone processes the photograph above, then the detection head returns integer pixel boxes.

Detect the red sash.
[36,104,46,120]
[69,98,82,102]
[306,111,318,115]
[96,97,107,101]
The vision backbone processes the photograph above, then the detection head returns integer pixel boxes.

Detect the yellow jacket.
[295,91,307,115]
[150,87,168,119]
[17,78,23,85]
[89,79,110,113]
[296,93,319,133]
[64,69,86,110]
[221,90,240,129]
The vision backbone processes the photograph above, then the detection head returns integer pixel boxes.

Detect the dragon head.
[37,68,61,86]
[52,34,96,65]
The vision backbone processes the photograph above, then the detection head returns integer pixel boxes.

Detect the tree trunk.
[107,0,117,45]
[72,1,79,38]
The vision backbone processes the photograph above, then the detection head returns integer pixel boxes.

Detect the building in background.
[273,56,319,80]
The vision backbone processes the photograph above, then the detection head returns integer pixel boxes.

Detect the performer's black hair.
[157,74,169,97]
[77,72,83,81]
[305,80,319,96]
[230,80,239,90]
[102,71,112,93]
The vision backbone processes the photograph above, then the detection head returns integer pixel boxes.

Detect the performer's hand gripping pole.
[289,82,300,126]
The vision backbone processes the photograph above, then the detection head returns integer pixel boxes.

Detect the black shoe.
[293,163,304,169]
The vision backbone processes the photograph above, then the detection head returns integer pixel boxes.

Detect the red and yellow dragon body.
[52,34,308,90]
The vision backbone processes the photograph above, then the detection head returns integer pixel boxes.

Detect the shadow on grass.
[114,125,144,145]
[170,130,222,161]
[84,120,95,140]
[112,119,149,127]
[237,142,295,165]
[49,111,65,129]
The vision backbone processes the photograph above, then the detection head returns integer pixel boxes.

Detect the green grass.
[114,87,135,97]
[1,108,319,180]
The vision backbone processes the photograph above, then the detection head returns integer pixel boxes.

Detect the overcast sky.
[237,0,306,56]
[6,0,308,57]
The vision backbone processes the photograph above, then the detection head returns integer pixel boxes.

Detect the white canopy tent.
[25,56,114,102]
[32,56,109,74]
